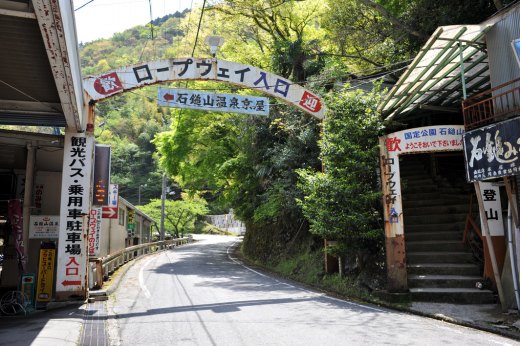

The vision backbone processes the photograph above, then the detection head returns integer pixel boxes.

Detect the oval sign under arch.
[83,58,325,119]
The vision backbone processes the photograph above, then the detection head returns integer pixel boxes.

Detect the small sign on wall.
[29,215,59,239]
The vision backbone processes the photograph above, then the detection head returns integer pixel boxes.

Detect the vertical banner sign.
[8,199,25,272]
[21,273,35,307]
[102,184,119,219]
[56,132,94,298]
[93,145,111,206]
[36,242,56,302]
[127,209,135,236]
[88,207,102,256]
[478,182,504,236]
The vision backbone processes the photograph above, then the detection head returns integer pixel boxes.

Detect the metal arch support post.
[459,42,468,100]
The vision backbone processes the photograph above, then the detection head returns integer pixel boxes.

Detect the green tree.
[140,194,208,238]
[297,86,384,267]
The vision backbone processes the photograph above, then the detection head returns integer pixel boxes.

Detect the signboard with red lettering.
[56,132,94,299]
[83,59,325,119]
[88,207,102,256]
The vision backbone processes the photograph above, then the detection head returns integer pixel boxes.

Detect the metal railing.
[89,236,193,290]
[463,77,520,130]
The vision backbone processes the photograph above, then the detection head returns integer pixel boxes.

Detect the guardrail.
[88,236,193,290]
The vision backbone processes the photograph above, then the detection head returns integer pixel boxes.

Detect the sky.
[73,0,199,43]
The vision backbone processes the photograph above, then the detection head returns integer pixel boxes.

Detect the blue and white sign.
[158,88,269,116]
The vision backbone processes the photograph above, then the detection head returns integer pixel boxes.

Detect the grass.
[239,242,388,306]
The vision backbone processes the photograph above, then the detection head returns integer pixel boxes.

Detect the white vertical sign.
[108,184,118,207]
[56,132,94,298]
[88,207,102,256]
[478,182,504,236]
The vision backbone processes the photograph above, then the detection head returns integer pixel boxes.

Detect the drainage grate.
[80,300,109,346]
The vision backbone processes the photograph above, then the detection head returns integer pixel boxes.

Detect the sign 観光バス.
[158,88,269,116]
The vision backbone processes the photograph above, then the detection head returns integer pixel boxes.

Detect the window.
[511,38,520,68]
[118,208,125,226]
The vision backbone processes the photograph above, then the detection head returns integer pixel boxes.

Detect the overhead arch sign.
[83,58,325,119]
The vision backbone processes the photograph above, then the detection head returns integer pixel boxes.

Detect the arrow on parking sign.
[102,206,118,219]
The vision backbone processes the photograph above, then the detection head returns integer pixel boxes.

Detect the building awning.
[379,24,493,122]
[0,0,86,130]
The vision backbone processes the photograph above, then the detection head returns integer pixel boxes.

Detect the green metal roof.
[379,24,493,121]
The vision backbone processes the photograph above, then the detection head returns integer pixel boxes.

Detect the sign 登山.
[83,59,325,119]
[478,182,504,236]
[88,207,102,256]
[56,132,94,299]
[463,117,520,182]
[29,215,59,239]
[158,88,269,116]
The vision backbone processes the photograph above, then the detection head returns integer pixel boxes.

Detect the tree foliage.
[297,86,384,253]
[78,0,511,266]
[139,194,208,238]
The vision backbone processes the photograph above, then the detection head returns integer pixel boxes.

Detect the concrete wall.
[206,212,246,235]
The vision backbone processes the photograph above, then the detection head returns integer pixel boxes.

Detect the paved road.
[107,235,518,346]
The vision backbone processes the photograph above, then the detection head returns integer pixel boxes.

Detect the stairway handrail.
[463,194,483,242]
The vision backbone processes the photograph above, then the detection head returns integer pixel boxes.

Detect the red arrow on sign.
[163,93,175,101]
[62,280,81,286]
[102,206,118,219]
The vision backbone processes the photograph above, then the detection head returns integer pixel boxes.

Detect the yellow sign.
[36,247,55,302]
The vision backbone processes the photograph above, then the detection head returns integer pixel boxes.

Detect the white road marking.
[139,257,153,299]
[225,239,385,313]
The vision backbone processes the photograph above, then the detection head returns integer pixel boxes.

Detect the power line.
[75,0,94,11]
[191,0,207,57]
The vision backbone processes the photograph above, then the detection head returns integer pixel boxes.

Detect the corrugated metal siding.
[487,8,520,91]
[486,7,520,114]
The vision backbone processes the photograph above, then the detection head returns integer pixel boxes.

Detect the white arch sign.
[83,58,325,119]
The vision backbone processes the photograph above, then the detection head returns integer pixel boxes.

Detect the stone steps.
[406,213,467,225]
[407,251,474,264]
[406,222,465,232]
[400,158,490,304]
[406,231,462,242]
[408,274,482,289]
[407,263,482,276]
[406,240,466,252]
[409,288,494,304]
